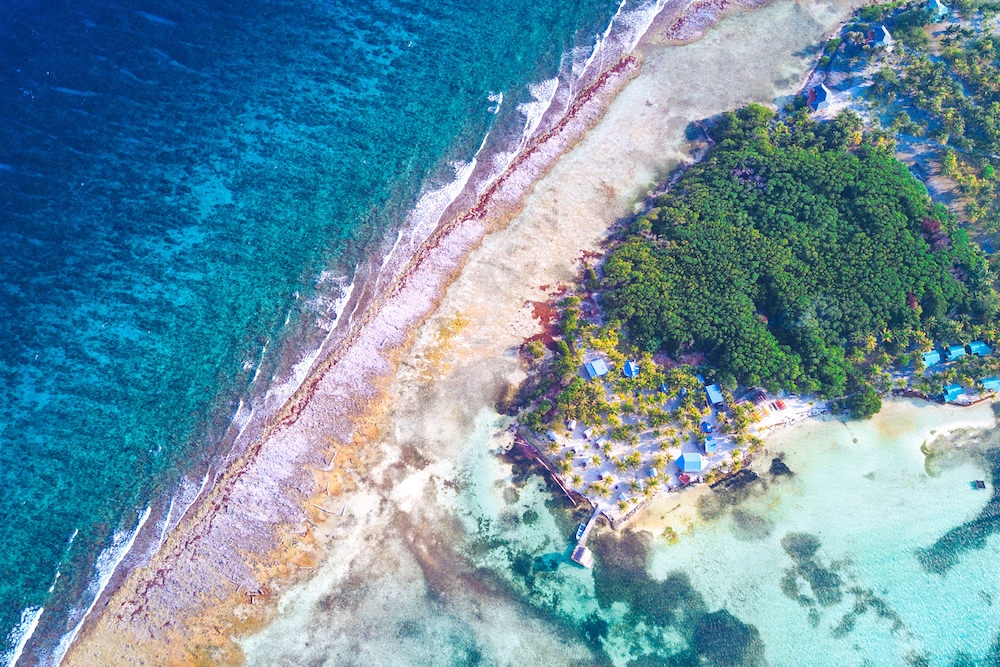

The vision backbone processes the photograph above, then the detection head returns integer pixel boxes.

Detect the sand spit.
[237,0,868,664]
[63,0,865,664]
[61,19,651,667]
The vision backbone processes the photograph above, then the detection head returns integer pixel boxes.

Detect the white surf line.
[51,506,152,666]
[3,606,44,667]
[157,496,176,551]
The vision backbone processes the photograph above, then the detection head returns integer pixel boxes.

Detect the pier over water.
[570,506,602,568]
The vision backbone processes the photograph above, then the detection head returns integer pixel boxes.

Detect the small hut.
[585,358,609,379]
[942,384,964,402]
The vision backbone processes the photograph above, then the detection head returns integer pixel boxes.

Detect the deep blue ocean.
[0,0,623,659]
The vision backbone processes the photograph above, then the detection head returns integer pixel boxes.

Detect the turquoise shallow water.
[452,401,1000,666]
[240,400,1000,665]
[0,0,624,659]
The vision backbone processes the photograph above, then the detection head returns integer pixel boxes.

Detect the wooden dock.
[570,506,602,568]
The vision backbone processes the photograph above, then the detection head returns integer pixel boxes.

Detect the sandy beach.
[626,398,998,539]
[62,0,871,664]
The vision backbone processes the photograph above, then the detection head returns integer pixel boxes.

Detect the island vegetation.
[602,106,996,415]
[512,3,1000,517]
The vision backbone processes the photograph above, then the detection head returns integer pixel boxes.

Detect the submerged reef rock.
[589,530,767,663]
[918,446,1000,575]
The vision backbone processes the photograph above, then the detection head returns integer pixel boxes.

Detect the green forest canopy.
[601,106,997,398]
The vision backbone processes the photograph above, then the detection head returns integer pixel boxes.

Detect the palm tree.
[572,473,583,486]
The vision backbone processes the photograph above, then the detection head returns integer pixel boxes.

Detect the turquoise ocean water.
[0,0,626,660]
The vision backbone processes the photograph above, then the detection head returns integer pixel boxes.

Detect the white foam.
[258,277,356,416]
[3,606,44,667]
[405,155,481,251]
[487,90,504,114]
[50,506,152,666]
[517,78,560,146]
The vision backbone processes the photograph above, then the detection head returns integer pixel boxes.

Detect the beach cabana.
[623,360,640,378]
[981,377,1000,393]
[585,358,609,379]
[705,384,725,406]
[808,84,833,112]
[873,25,894,51]
[968,341,991,357]
[922,350,941,367]
[704,437,717,454]
[946,344,967,362]
[942,384,964,402]
[929,0,949,20]
[700,422,713,433]
[678,452,703,473]
[546,430,558,442]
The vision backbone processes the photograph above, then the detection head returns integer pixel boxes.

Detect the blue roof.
[874,25,893,44]
[943,384,964,402]
[704,437,717,454]
[809,84,832,111]
[585,359,609,379]
[982,377,1000,392]
[623,360,640,378]
[678,452,703,473]
[922,350,941,367]
[968,341,991,356]
[700,422,713,433]
[946,345,967,361]
[705,384,725,405]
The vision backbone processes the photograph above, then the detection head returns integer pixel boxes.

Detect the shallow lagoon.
[444,399,1000,665]
[237,0,1000,662]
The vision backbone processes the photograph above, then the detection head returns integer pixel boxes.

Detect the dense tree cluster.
[602,106,996,398]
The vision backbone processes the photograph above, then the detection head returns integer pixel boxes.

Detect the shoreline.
[58,2,687,662]
[238,0,877,661]
[55,0,869,663]
[623,396,998,538]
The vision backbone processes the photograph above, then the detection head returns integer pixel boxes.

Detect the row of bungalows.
[584,357,643,381]
[924,341,991,369]
[942,376,1000,402]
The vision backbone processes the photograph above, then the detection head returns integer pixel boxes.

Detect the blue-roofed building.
[968,341,991,357]
[704,437,717,454]
[705,384,725,406]
[981,377,1000,393]
[946,345,967,362]
[623,360,640,378]
[584,358,609,379]
[873,25,894,51]
[678,452,703,473]
[700,422,713,433]
[929,0,949,20]
[922,350,941,367]
[943,384,964,402]
[808,84,833,112]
